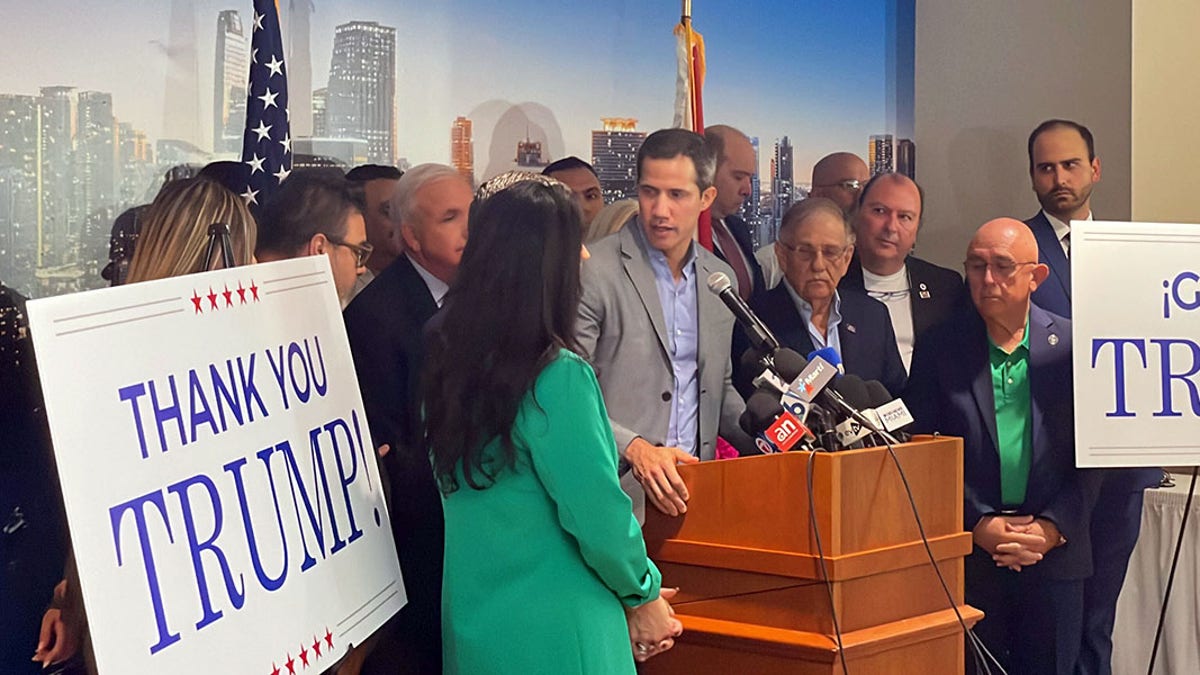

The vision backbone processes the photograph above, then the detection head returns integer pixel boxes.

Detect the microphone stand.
[203,223,236,273]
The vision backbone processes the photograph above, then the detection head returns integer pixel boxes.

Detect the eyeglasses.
[814,179,862,192]
[328,237,374,267]
[962,259,1037,280]
[778,242,850,263]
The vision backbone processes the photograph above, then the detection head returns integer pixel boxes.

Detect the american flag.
[239,0,291,206]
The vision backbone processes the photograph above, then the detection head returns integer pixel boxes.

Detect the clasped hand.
[972,514,1062,572]
[626,588,683,663]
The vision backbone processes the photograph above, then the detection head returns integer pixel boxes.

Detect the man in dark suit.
[1024,119,1161,675]
[704,125,766,304]
[750,198,906,396]
[841,172,964,373]
[906,218,1100,675]
[343,163,472,675]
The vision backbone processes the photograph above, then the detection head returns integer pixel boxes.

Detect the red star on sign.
[191,290,204,314]
[270,663,280,675]
[250,280,260,302]
[223,284,234,307]
[311,635,322,658]
[285,653,295,675]
[298,644,309,668]
[237,281,248,304]
[324,627,333,649]
[207,287,219,310]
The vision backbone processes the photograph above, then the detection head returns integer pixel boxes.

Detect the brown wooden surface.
[640,437,980,674]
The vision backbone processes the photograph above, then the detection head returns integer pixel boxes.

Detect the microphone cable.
[882,437,1006,675]
[805,446,849,675]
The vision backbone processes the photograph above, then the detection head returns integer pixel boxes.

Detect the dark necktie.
[713,219,752,302]
[1063,231,1070,259]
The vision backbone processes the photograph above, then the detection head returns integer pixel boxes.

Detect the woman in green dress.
[422,173,681,674]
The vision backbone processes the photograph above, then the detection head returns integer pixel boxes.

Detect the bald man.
[705,125,765,303]
[841,172,964,372]
[757,152,870,289]
[905,219,1099,675]
[809,152,870,217]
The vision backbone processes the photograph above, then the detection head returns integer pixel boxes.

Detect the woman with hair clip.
[125,176,257,282]
[425,172,681,674]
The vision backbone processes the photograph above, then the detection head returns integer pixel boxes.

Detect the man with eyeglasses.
[905,218,1099,675]
[840,172,965,373]
[254,170,371,307]
[1024,119,1161,675]
[748,198,906,396]
[808,152,870,218]
[757,152,870,290]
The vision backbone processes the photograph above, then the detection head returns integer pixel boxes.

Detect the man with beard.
[1024,119,1162,675]
[1024,119,1100,317]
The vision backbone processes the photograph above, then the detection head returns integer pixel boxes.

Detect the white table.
[1112,475,1200,675]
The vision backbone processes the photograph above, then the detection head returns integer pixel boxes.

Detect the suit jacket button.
[662,391,672,401]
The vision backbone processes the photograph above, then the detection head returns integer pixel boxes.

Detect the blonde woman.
[585,198,639,244]
[125,177,257,283]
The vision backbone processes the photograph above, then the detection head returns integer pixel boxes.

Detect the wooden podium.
[640,436,982,674]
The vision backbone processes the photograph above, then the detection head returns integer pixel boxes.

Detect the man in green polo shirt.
[905,218,1099,675]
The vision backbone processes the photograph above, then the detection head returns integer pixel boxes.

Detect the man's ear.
[308,233,328,257]
[699,186,717,211]
[1030,262,1050,290]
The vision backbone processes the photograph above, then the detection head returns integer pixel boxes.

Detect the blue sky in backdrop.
[0,0,896,182]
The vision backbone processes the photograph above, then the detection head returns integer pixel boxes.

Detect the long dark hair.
[423,178,583,493]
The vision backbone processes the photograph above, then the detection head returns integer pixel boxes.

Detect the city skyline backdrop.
[0,0,898,179]
[0,1,908,299]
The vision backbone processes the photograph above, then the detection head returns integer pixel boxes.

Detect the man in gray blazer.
[578,128,755,519]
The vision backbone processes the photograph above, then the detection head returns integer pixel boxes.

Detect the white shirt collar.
[406,252,449,307]
[1042,208,1092,243]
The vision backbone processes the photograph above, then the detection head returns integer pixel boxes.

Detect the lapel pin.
[918,282,930,299]
[1048,334,1059,347]
[846,324,857,334]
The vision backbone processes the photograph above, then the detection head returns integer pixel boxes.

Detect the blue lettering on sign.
[1163,271,1200,318]
[106,410,379,654]
[1091,337,1200,418]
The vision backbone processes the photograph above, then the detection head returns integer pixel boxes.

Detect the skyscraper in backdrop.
[327,21,396,164]
[591,118,645,201]
[450,116,474,184]
[770,136,794,243]
[213,10,248,154]
[869,134,894,176]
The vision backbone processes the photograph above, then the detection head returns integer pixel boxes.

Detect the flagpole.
[682,0,692,22]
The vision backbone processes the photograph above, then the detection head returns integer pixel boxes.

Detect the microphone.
[864,379,915,438]
[739,385,815,453]
[707,272,780,353]
[808,346,846,375]
[787,356,901,447]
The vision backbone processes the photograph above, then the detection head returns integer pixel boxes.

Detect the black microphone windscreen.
[772,348,808,382]
[831,374,873,411]
[740,387,784,435]
[864,380,892,408]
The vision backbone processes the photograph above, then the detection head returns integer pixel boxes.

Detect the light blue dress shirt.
[642,230,700,457]
[783,280,844,356]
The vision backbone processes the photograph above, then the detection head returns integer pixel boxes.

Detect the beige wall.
[913,1,1132,268]
[1131,1,1200,223]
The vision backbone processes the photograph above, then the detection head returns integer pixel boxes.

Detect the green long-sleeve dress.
[440,349,662,674]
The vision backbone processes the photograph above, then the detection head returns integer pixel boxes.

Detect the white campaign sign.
[1073,220,1200,468]
[26,257,405,674]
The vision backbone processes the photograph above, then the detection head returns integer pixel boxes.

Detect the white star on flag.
[265,55,284,77]
[246,153,265,174]
[274,166,292,184]
[241,187,260,205]
[251,47,258,64]
[253,12,264,31]
[279,134,291,154]
[258,87,279,109]
[252,120,272,142]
